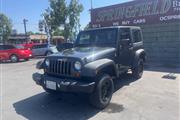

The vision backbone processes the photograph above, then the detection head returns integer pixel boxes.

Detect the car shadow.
[33,56,46,59]
[0,60,27,64]
[114,73,138,92]
[13,74,136,120]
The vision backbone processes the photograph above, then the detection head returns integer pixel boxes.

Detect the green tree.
[84,23,90,30]
[42,9,53,40]
[40,0,68,41]
[0,13,12,44]
[53,28,64,36]
[41,0,83,41]
[68,0,83,40]
[27,31,34,35]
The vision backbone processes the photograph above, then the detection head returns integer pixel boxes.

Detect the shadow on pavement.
[0,60,27,64]
[13,74,135,120]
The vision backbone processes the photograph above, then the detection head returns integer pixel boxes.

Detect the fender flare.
[133,49,146,67]
[81,59,117,77]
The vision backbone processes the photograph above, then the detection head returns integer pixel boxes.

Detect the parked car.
[33,26,146,109]
[56,43,74,51]
[31,44,58,56]
[0,44,32,62]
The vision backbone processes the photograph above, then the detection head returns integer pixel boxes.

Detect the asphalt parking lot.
[0,59,179,120]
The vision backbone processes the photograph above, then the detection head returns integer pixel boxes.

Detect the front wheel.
[132,59,144,79]
[89,74,114,109]
[10,55,19,62]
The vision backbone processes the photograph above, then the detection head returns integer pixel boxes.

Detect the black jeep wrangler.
[33,26,146,109]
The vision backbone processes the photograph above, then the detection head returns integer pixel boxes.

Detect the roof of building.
[8,34,64,41]
[30,34,47,40]
[9,34,30,40]
[53,36,64,39]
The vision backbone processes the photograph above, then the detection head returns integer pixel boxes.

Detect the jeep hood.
[51,47,115,62]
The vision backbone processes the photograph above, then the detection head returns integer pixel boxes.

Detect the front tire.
[89,74,114,109]
[10,55,19,62]
[132,59,144,79]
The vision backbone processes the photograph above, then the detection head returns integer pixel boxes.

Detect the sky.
[0,0,132,33]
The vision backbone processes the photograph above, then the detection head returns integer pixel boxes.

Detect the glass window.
[79,33,91,44]
[32,44,47,49]
[120,28,131,40]
[32,45,37,49]
[132,29,142,43]
[16,45,25,49]
[0,45,4,50]
[4,45,15,50]
[39,44,48,48]
[76,28,117,45]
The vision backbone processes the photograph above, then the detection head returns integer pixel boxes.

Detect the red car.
[0,45,32,62]
[20,42,38,50]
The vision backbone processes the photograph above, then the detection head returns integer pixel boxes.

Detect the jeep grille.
[47,59,72,76]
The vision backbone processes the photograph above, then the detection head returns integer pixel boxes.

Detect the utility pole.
[91,0,93,10]
[23,19,28,35]
[23,19,28,42]
[43,16,51,45]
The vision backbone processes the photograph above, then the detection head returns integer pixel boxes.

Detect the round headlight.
[45,59,50,67]
[74,61,81,71]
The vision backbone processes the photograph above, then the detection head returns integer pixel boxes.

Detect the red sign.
[91,0,180,27]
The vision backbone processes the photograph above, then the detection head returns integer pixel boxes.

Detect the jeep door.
[117,28,134,66]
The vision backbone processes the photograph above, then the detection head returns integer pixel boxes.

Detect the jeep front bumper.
[32,73,95,93]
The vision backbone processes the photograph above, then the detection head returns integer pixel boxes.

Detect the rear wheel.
[89,74,114,109]
[132,59,144,79]
[10,55,19,62]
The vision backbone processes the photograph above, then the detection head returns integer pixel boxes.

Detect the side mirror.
[121,39,131,47]
[36,61,44,69]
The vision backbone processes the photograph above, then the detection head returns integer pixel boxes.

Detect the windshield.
[76,28,117,46]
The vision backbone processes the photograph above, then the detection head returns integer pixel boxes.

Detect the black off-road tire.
[132,58,144,79]
[89,74,114,109]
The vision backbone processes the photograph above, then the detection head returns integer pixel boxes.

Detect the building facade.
[8,34,64,45]
[91,0,180,65]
